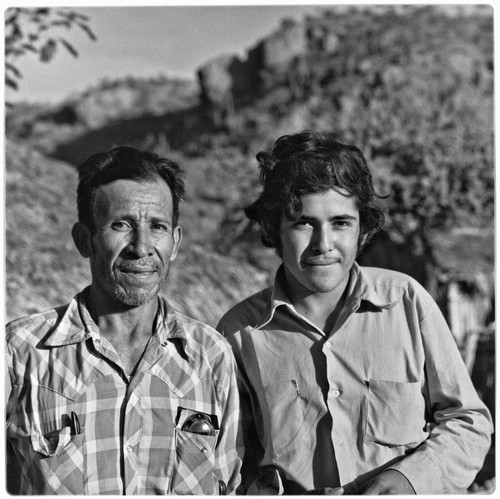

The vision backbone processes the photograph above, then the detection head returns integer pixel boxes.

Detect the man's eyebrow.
[150,215,170,222]
[297,213,358,220]
[332,214,358,220]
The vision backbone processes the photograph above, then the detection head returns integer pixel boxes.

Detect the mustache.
[303,258,340,265]
[114,259,162,272]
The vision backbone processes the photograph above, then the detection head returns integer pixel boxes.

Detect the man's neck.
[292,289,347,335]
[281,270,352,335]
[86,288,159,376]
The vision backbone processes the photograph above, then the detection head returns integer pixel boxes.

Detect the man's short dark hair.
[245,130,386,255]
[76,146,185,231]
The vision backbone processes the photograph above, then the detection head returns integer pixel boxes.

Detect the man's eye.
[334,220,351,228]
[295,221,313,229]
[151,223,169,232]
[111,221,130,230]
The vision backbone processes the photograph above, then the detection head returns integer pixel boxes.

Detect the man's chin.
[113,285,163,308]
[116,293,155,307]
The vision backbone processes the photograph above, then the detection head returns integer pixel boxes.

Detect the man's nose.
[129,228,153,258]
[312,226,334,254]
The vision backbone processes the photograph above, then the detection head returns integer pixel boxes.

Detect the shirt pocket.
[7,385,86,494]
[364,379,426,447]
[261,378,311,460]
[170,428,220,495]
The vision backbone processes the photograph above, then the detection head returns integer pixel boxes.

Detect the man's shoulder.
[6,304,70,346]
[358,265,431,301]
[166,307,234,357]
[361,266,425,287]
[217,286,273,336]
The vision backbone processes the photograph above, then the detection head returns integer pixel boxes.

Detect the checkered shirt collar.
[42,288,190,358]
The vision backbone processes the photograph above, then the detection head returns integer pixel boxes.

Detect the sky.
[6,1,491,104]
[5,2,339,104]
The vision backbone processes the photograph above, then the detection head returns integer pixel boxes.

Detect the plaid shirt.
[6,288,241,495]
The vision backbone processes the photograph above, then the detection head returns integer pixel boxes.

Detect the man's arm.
[236,374,268,494]
[217,317,268,495]
[383,299,492,494]
[363,469,415,495]
[5,332,23,494]
[6,439,23,494]
[213,352,242,495]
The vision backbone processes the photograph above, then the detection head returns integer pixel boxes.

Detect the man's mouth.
[303,259,340,267]
[117,265,158,279]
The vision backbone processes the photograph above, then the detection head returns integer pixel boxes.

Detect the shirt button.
[332,389,340,397]
[325,341,332,348]
[127,445,133,453]
[337,439,344,446]
[200,447,208,454]
[95,338,101,343]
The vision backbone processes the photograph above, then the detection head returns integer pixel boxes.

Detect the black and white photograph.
[4,1,495,495]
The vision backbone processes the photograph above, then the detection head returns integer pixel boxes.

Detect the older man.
[6,146,241,494]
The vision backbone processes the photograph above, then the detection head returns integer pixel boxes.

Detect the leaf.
[33,8,50,16]
[51,19,71,29]
[6,64,23,80]
[5,11,19,26]
[77,22,97,41]
[71,11,90,22]
[21,43,37,53]
[5,76,19,90]
[39,39,56,62]
[5,48,25,58]
[59,38,78,58]
[11,24,23,41]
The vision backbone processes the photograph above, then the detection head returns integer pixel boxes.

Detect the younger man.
[217,131,492,495]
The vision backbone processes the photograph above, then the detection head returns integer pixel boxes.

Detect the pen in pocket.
[70,411,82,435]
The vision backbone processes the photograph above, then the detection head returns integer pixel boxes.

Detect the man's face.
[84,177,181,308]
[279,188,361,302]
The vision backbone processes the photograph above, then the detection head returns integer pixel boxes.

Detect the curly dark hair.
[76,146,185,232]
[245,130,386,255]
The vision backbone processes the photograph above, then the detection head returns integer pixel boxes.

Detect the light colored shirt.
[6,288,241,495]
[217,263,492,495]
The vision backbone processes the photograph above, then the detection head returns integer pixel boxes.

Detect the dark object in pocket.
[182,412,216,436]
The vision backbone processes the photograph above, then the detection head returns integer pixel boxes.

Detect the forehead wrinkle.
[93,180,173,223]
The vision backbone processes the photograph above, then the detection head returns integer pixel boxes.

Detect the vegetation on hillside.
[215,6,494,281]
[5,4,494,301]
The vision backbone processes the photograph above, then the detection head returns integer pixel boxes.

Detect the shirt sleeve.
[217,320,269,495]
[213,350,243,495]
[5,334,22,495]
[388,296,493,494]
[235,368,268,494]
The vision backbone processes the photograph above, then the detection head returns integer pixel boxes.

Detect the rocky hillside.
[5,2,494,312]
[5,3,494,314]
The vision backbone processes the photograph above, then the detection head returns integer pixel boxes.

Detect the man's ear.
[358,232,368,253]
[169,225,183,263]
[262,218,283,257]
[262,219,274,242]
[72,222,92,258]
